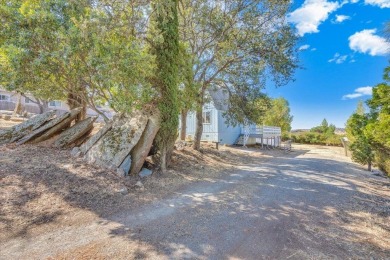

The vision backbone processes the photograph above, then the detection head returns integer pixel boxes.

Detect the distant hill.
[291,129,309,133]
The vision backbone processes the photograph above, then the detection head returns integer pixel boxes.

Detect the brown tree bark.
[180,109,188,141]
[13,93,23,116]
[193,88,205,150]
[67,92,87,122]
[37,100,49,114]
[193,106,203,150]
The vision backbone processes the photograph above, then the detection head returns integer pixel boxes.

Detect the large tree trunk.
[180,109,188,141]
[13,93,23,116]
[160,147,168,172]
[159,144,175,172]
[37,100,49,114]
[67,92,86,122]
[193,86,206,150]
[193,106,203,150]
[368,161,372,171]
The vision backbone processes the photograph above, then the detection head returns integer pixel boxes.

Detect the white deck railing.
[241,125,281,137]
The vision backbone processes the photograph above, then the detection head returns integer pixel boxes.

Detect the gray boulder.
[0,110,56,144]
[84,112,148,170]
[31,107,82,144]
[79,121,113,155]
[16,111,71,145]
[119,155,132,176]
[71,147,82,157]
[139,168,153,178]
[129,110,160,175]
[54,116,97,148]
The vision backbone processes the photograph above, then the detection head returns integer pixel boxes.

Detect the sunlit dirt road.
[2,145,389,259]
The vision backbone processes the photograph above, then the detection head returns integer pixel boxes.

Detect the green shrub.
[375,150,390,176]
[290,132,343,146]
[281,132,290,141]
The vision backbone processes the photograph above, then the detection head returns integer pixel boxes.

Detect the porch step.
[235,135,245,146]
[235,134,264,146]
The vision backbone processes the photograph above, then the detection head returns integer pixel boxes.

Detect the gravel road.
[2,145,389,259]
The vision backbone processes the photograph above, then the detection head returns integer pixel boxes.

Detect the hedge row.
[283,132,343,147]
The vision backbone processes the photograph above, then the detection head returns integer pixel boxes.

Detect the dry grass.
[0,133,261,243]
[1,119,389,258]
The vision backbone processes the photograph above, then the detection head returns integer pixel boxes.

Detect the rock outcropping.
[1,108,160,176]
[78,110,160,176]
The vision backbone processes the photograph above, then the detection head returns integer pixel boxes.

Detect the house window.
[0,94,9,101]
[202,111,211,124]
[49,101,61,107]
[25,97,33,104]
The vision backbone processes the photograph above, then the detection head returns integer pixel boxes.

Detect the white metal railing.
[241,125,281,136]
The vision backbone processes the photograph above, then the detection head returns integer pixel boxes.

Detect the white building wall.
[182,103,219,142]
[217,112,241,145]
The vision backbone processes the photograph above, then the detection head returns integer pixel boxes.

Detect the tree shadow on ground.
[105,156,390,259]
[1,144,389,259]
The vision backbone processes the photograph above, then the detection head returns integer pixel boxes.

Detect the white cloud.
[334,14,351,23]
[349,29,390,56]
[364,0,390,8]
[311,47,317,51]
[299,44,310,51]
[288,0,341,36]
[328,53,348,64]
[350,0,359,3]
[342,86,373,99]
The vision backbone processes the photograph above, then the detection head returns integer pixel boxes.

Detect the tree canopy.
[1,0,300,168]
[263,97,293,132]
[0,0,154,117]
[346,64,390,174]
[178,0,298,149]
[310,118,335,136]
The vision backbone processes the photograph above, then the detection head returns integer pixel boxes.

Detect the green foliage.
[290,132,342,146]
[356,100,365,115]
[0,0,154,112]
[177,43,198,112]
[263,97,293,132]
[346,108,375,170]
[178,0,298,126]
[290,118,340,146]
[151,0,180,169]
[375,150,390,176]
[224,90,271,127]
[364,76,390,175]
[344,62,389,174]
[310,118,336,137]
[281,132,291,141]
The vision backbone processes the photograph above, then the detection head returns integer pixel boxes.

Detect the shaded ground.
[1,118,389,259]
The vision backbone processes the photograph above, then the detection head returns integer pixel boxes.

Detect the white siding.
[217,112,241,145]
[180,103,219,142]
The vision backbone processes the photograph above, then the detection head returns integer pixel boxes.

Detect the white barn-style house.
[180,89,282,146]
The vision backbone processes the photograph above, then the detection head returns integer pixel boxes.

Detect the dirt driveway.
[1,144,390,259]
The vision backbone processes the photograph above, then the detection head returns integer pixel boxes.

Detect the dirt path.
[1,144,389,259]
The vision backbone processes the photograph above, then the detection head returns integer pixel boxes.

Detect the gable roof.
[208,88,229,111]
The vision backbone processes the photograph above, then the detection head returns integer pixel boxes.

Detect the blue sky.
[265,0,390,129]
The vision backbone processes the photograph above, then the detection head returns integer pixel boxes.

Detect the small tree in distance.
[311,118,336,136]
[346,103,375,171]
